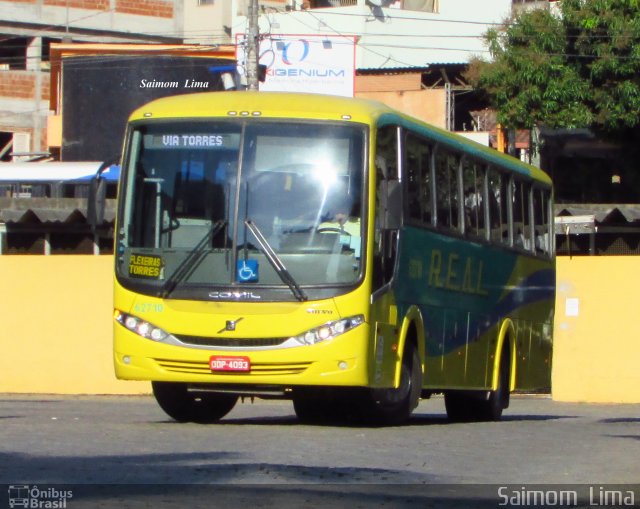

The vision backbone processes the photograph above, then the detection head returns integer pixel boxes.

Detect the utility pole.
[246,0,260,91]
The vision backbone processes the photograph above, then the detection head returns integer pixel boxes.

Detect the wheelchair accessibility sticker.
[237,259,259,282]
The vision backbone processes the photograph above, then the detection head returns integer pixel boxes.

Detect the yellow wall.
[1,255,639,402]
[0,256,149,394]
[553,256,640,403]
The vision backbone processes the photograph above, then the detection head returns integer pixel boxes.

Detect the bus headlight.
[114,310,169,342]
[291,315,364,346]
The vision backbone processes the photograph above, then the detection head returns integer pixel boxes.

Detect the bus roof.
[129,91,551,186]
[129,91,391,124]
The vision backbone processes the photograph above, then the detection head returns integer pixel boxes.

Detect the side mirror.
[378,179,402,230]
[87,158,118,229]
[87,176,107,229]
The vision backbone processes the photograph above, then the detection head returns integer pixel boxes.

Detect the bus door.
[370,125,402,388]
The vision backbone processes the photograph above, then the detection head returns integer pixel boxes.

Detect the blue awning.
[0,162,120,183]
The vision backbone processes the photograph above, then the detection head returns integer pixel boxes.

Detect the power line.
[2,43,639,72]
[283,8,418,67]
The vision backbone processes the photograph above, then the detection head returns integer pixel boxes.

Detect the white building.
[0,0,554,158]
[232,0,513,69]
[0,0,232,160]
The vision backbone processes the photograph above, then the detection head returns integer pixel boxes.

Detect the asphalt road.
[1,394,639,508]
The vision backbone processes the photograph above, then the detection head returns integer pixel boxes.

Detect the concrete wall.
[0,256,148,394]
[552,256,640,403]
[1,255,639,402]
[357,89,447,130]
[355,74,447,129]
[2,0,177,34]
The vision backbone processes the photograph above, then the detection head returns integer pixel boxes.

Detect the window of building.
[393,0,438,12]
[0,37,28,70]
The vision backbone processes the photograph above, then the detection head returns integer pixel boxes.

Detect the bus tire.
[444,346,510,422]
[477,346,511,421]
[365,344,422,425]
[152,382,238,423]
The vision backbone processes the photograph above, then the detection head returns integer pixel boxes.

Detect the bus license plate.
[209,356,251,372]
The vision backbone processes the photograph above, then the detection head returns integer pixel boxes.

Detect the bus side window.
[405,133,433,226]
[488,169,509,246]
[533,187,551,256]
[462,158,486,239]
[434,149,460,231]
[512,178,533,251]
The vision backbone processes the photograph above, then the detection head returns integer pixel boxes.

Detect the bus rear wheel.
[444,347,510,422]
[152,382,238,423]
[478,347,511,421]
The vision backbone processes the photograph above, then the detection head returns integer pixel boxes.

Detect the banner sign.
[237,34,356,97]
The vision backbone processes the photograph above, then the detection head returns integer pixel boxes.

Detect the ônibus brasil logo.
[8,485,73,508]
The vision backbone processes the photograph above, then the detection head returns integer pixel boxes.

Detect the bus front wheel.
[365,344,422,425]
[152,382,238,423]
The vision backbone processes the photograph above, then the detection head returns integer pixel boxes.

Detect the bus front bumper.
[114,325,371,389]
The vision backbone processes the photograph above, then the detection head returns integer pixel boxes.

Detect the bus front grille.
[173,335,287,348]
[153,358,311,376]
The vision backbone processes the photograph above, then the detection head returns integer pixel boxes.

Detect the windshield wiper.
[161,219,227,298]
[244,219,308,302]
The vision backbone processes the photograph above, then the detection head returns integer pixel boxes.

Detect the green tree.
[467,0,640,137]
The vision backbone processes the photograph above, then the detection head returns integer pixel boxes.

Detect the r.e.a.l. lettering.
[428,249,489,296]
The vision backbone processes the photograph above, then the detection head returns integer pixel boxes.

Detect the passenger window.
[462,158,486,239]
[488,169,509,245]
[406,133,433,226]
[512,178,533,251]
[533,187,551,256]
[375,126,399,181]
[434,149,460,231]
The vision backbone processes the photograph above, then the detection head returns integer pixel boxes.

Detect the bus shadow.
[154,415,299,426]
[500,414,579,422]
[599,417,640,424]
[604,434,640,441]
[408,413,578,425]
[154,412,576,428]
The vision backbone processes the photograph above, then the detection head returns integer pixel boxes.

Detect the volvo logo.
[218,317,244,334]
[208,291,262,300]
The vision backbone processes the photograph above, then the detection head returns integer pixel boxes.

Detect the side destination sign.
[129,254,164,279]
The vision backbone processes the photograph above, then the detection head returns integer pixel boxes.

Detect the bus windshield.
[116,120,366,299]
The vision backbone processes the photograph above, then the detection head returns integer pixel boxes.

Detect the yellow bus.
[111,91,554,425]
